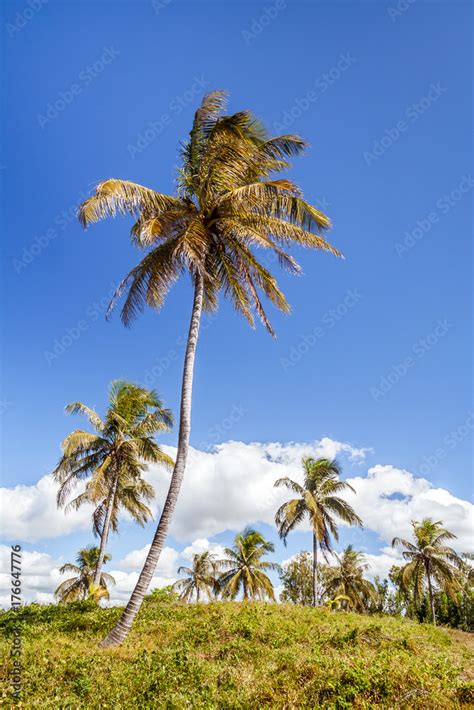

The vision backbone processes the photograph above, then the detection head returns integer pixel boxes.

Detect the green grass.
[1,601,473,708]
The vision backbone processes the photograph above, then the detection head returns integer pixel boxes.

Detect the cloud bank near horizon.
[1,437,472,606]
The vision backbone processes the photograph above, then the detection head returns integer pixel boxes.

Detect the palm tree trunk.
[312,532,318,607]
[196,587,200,603]
[100,274,204,647]
[427,564,436,625]
[93,469,119,587]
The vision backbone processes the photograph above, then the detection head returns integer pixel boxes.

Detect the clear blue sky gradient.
[1,0,472,556]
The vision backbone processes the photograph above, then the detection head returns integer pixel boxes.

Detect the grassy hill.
[1,600,473,708]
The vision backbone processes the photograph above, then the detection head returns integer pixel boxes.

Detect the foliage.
[218,528,280,600]
[1,601,472,708]
[144,585,180,604]
[392,518,463,623]
[78,90,339,336]
[279,551,314,606]
[323,546,376,612]
[54,546,115,604]
[53,380,173,534]
[173,551,220,602]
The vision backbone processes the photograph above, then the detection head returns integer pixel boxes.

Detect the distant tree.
[54,546,115,604]
[323,546,376,612]
[368,576,404,616]
[279,551,314,605]
[275,457,362,606]
[53,381,173,586]
[392,518,462,624]
[218,529,280,600]
[173,551,220,602]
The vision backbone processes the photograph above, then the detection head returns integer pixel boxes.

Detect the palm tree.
[78,90,340,646]
[324,545,376,612]
[172,551,219,602]
[392,518,462,624]
[54,546,115,604]
[275,457,362,607]
[217,528,280,600]
[53,380,173,586]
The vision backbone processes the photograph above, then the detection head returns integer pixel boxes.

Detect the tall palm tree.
[54,546,115,604]
[172,551,219,602]
[392,518,462,624]
[275,457,362,607]
[324,545,376,612]
[78,90,340,646]
[217,528,280,600]
[53,380,173,586]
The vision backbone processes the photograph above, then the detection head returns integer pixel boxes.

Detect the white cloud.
[0,546,62,605]
[0,475,93,543]
[345,464,474,552]
[118,544,179,577]
[146,438,368,541]
[181,538,226,560]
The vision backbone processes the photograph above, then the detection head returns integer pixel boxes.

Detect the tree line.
[53,395,472,631]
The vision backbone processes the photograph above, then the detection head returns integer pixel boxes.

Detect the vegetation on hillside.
[1,600,472,708]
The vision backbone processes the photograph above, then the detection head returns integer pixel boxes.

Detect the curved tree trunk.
[93,469,119,587]
[312,532,318,607]
[426,563,436,625]
[100,274,204,647]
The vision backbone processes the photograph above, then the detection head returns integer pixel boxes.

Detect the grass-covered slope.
[1,601,473,708]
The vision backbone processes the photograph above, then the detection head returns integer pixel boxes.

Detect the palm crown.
[218,528,280,601]
[392,518,462,623]
[53,380,173,511]
[54,546,115,604]
[173,551,220,602]
[78,90,340,336]
[324,545,376,612]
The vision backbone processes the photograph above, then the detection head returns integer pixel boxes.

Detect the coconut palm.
[392,518,462,624]
[53,380,173,586]
[173,551,219,602]
[217,528,280,601]
[275,457,362,606]
[78,90,340,646]
[54,546,115,604]
[324,546,376,612]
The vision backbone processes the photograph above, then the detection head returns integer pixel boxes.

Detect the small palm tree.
[275,457,362,606]
[392,518,462,624]
[78,91,340,646]
[54,546,115,604]
[325,594,351,611]
[53,381,173,586]
[324,546,376,612]
[217,528,280,601]
[173,551,219,602]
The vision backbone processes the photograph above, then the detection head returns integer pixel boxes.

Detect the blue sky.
[0,0,472,603]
